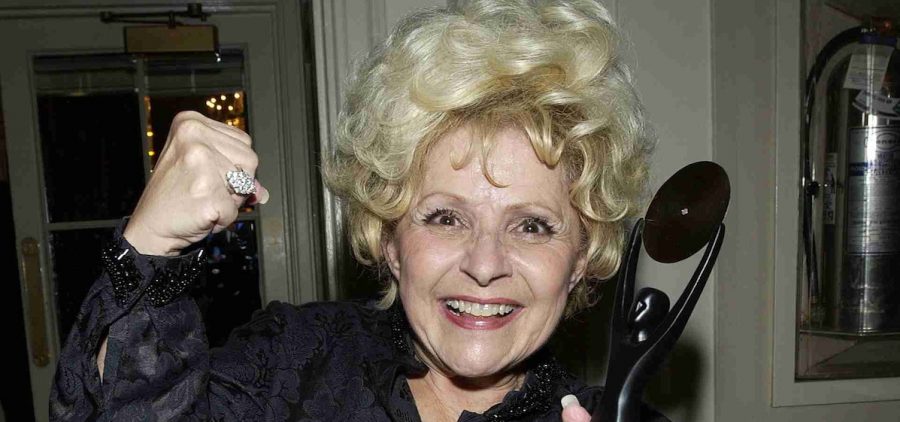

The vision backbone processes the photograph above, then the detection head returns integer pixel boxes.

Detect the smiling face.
[383,125,588,380]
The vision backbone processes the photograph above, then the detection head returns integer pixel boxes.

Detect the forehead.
[418,125,570,208]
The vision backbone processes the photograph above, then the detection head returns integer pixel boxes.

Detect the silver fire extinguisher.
[804,20,900,334]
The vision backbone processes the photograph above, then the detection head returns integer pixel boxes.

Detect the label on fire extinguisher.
[843,44,893,92]
[852,90,900,119]
[847,126,900,253]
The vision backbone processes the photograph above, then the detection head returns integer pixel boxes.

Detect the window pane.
[37,93,145,222]
[146,49,244,93]
[146,91,247,166]
[34,54,136,93]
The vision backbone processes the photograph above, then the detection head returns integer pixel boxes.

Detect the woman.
[50,0,661,420]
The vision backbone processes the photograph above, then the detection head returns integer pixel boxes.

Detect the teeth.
[445,299,516,317]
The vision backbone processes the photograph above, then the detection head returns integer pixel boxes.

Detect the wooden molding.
[312,0,387,300]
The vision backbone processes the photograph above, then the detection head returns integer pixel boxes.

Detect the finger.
[208,195,240,234]
[172,117,258,206]
[170,115,255,165]
[247,180,270,206]
[195,173,240,234]
[561,395,591,422]
[561,406,591,422]
[186,122,259,178]
[213,138,260,175]
[202,115,253,147]
[175,109,251,146]
[257,183,269,204]
[196,118,255,158]
[210,149,257,204]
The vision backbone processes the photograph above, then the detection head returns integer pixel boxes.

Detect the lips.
[440,296,522,330]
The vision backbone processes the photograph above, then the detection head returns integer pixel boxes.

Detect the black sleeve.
[48,226,298,421]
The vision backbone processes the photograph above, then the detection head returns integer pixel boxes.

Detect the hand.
[124,111,269,256]
[561,394,592,422]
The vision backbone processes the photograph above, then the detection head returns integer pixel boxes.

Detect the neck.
[408,368,525,421]
[407,344,526,420]
[393,308,528,419]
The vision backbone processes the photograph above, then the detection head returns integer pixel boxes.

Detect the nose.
[459,231,512,287]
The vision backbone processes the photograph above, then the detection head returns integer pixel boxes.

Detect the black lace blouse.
[49,228,668,421]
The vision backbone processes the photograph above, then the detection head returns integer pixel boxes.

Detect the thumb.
[248,180,270,205]
[561,394,592,422]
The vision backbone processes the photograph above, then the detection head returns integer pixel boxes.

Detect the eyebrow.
[418,192,564,220]
[419,192,465,204]
[506,202,564,221]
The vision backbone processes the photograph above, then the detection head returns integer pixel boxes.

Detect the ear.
[381,234,402,281]
[568,252,589,293]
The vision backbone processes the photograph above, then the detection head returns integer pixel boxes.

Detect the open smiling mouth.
[442,299,522,329]
[445,299,516,317]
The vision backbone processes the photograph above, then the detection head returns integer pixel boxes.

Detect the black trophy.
[593,161,730,422]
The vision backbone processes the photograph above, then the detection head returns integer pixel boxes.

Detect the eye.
[423,208,462,227]
[513,216,558,243]
[521,218,548,234]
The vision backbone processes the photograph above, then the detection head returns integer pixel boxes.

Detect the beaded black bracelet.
[145,250,204,307]
[101,240,205,308]
[100,243,142,307]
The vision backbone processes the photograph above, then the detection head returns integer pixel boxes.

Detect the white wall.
[616,1,716,421]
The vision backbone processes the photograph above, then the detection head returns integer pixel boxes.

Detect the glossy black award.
[593,161,730,422]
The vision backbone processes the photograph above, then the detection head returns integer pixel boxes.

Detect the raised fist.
[123,111,269,256]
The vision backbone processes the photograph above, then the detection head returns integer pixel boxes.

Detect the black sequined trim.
[486,358,564,421]
[101,243,141,307]
[389,303,411,354]
[145,252,204,307]
[102,239,205,308]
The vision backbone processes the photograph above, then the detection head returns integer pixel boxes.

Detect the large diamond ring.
[226,167,256,196]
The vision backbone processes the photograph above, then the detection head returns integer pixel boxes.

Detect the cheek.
[510,243,581,294]
[396,230,465,290]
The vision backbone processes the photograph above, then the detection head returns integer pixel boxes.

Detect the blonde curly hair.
[324,0,654,315]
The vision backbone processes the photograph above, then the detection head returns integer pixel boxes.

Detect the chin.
[447,360,505,379]
[435,340,522,380]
